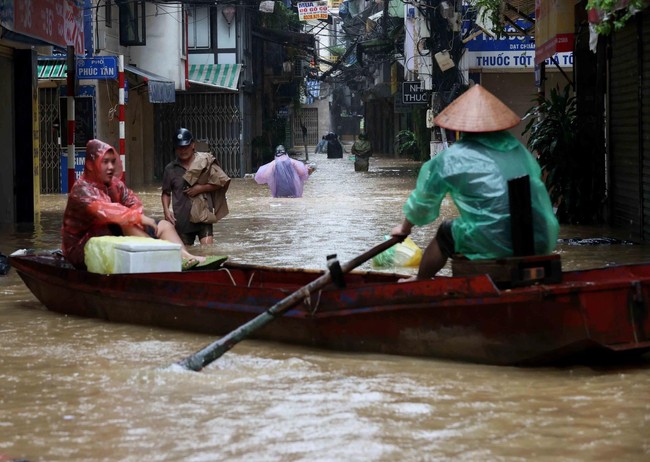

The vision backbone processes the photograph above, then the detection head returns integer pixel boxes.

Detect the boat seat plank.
[452,175,562,288]
[452,254,562,288]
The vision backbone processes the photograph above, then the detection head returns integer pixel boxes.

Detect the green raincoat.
[403,131,559,260]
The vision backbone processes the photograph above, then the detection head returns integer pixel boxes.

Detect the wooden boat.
[9,252,650,366]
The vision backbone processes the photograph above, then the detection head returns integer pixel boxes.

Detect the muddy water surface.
[1,153,649,461]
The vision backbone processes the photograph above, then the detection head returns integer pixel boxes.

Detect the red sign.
[535,33,574,65]
[588,0,631,24]
[534,0,575,65]
[13,0,84,55]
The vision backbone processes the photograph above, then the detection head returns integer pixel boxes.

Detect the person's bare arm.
[391,218,413,237]
[161,192,175,226]
[184,184,218,197]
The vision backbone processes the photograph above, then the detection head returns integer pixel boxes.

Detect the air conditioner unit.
[435,51,455,72]
[294,58,307,78]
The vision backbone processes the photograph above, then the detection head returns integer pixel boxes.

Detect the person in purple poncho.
[254,145,312,198]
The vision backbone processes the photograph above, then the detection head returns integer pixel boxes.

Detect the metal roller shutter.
[609,19,641,235]
[155,92,241,178]
[642,10,650,239]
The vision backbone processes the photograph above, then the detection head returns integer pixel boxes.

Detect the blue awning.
[125,65,176,103]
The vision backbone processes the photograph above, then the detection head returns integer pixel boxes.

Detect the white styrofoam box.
[113,239,182,273]
[85,236,182,274]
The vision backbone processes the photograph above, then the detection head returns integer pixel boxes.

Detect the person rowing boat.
[391,85,559,281]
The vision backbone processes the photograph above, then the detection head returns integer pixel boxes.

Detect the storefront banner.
[2,0,85,55]
[464,27,535,53]
[468,50,573,70]
[464,17,572,69]
[535,0,574,64]
[297,1,329,21]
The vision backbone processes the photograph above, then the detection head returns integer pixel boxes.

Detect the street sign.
[76,56,118,80]
[402,81,429,104]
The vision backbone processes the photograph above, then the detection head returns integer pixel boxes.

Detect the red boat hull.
[9,254,650,365]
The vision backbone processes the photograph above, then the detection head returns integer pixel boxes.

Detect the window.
[188,6,210,49]
[105,0,112,28]
[116,0,146,46]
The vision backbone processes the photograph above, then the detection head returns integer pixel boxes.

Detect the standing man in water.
[162,128,230,245]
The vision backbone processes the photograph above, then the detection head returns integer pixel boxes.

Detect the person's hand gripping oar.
[175,236,405,371]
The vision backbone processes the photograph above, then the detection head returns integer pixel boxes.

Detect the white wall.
[130,3,185,88]
[96,2,185,88]
[91,1,187,186]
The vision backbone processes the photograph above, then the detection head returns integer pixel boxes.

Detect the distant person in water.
[61,139,206,270]
[351,132,372,171]
[315,136,328,154]
[324,132,343,158]
[254,145,312,197]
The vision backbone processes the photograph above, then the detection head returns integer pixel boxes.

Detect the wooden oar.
[176,235,405,371]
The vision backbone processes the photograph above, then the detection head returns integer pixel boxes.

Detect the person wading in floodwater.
[254,145,313,198]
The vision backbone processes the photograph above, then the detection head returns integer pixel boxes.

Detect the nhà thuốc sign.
[402,81,429,105]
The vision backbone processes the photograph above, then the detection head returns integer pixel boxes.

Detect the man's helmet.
[175,128,194,147]
[275,145,287,156]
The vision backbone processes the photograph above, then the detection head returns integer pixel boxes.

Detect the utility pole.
[66,45,76,192]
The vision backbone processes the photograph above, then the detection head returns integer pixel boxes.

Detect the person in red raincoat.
[62,139,206,269]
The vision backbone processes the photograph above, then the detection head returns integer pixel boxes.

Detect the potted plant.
[395,130,419,159]
[523,84,604,223]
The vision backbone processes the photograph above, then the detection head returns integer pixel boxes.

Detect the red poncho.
[61,140,144,269]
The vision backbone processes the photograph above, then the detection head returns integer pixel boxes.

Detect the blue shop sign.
[61,150,86,193]
[77,56,118,80]
[464,25,535,53]
[463,18,572,69]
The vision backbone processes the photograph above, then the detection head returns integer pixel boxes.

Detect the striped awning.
[188,64,242,91]
[38,59,67,80]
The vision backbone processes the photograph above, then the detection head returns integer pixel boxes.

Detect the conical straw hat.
[433,84,521,132]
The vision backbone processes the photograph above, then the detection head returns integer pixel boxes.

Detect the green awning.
[188,64,241,91]
[38,59,67,80]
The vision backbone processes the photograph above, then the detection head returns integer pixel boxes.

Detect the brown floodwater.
[1,152,649,461]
